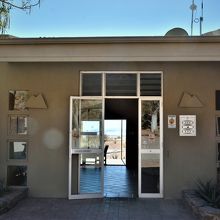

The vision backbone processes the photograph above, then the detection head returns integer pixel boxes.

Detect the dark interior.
[105,99,138,170]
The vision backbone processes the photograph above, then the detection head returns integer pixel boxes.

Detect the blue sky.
[7,0,220,37]
[105,120,126,136]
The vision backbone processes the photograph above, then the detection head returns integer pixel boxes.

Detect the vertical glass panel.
[140,74,161,96]
[141,101,160,149]
[7,165,27,186]
[80,154,101,193]
[106,74,137,96]
[80,121,101,148]
[71,99,102,149]
[141,154,160,193]
[72,99,80,149]
[8,115,18,136]
[17,116,28,135]
[80,100,102,149]
[82,74,102,96]
[9,141,27,160]
[71,154,79,195]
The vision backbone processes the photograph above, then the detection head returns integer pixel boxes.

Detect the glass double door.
[69,97,163,199]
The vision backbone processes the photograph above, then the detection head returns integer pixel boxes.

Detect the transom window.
[140,73,161,96]
[80,72,162,97]
[81,74,102,96]
[106,74,137,96]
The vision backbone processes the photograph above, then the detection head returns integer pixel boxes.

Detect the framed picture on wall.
[216,116,220,137]
[8,114,29,136]
[8,140,28,160]
[9,90,29,111]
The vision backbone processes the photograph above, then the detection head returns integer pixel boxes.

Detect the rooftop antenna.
[190,0,197,36]
[200,0,204,35]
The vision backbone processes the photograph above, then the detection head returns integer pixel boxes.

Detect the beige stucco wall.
[0,62,79,197]
[0,61,218,198]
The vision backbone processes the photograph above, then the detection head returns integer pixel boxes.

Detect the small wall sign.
[179,115,196,136]
[168,115,176,128]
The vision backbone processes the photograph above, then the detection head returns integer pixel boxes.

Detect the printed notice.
[179,115,196,136]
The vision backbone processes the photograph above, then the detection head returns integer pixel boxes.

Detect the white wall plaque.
[179,115,196,136]
[168,115,176,128]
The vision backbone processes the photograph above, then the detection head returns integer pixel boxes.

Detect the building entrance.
[104,99,138,197]
[68,71,163,199]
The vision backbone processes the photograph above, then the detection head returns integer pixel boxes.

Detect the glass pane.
[141,154,160,193]
[8,115,18,136]
[80,154,101,193]
[9,141,27,160]
[140,74,161,96]
[80,121,101,148]
[106,74,137,96]
[72,99,80,149]
[17,116,28,135]
[141,101,160,149]
[71,99,102,149]
[82,74,102,96]
[7,166,27,186]
[80,100,102,149]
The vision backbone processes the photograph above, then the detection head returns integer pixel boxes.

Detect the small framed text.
[179,115,196,136]
[168,115,176,128]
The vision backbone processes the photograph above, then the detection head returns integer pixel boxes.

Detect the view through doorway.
[104,99,138,198]
[104,120,126,166]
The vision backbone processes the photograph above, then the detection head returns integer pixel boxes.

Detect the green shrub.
[195,179,220,208]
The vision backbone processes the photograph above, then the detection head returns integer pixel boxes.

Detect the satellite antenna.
[165,28,188,36]
[190,0,204,36]
[190,0,197,36]
[200,0,204,35]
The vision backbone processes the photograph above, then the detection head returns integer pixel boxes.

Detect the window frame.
[80,71,163,98]
[7,139,28,161]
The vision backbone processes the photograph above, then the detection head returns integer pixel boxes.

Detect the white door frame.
[68,96,104,199]
[138,97,163,198]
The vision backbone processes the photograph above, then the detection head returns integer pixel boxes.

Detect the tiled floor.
[80,167,102,193]
[0,198,198,220]
[80,165,137,197]
[104,166,137,198]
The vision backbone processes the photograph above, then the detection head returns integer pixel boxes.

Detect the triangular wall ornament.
[26,94,48,109]
[179,92,204,108]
